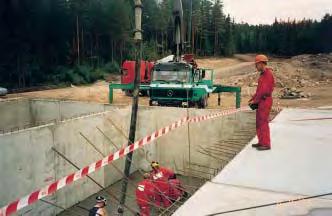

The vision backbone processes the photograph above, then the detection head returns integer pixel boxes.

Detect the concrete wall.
[0,99,111,132]
[151,108,254,179]
[0,124,57,215]
[0,99,32,130]
[0,112,124,215]
[0,100,255,215]
[29,99,107,123]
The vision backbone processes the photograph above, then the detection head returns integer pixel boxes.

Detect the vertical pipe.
[236,88,241,108]
[109,84,113,104]
[188,0,192,52]
[119,47,140,210]
[119,1,142,211]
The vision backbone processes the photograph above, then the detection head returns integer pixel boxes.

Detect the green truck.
[109,58,242,109]
[149,61,213,108]
[109,0,241,109]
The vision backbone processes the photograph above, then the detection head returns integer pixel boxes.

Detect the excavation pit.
[0,99,256,215]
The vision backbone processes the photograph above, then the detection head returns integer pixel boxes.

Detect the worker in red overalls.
[249,54,275,151]
[135,173,156,216]
[150,161,175,208]
[168,178,186,202]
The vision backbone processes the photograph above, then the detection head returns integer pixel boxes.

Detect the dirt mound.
[196,57,242,70]
[291,53,332,66]
[225,54,331,88]
[291,53,332,79]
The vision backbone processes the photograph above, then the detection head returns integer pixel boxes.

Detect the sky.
[223,0,332,25]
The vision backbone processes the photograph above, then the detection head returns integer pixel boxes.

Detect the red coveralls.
[136,179,156,216]
[168,179,184,201]
[252,67,275,147]
[151,167,174,208]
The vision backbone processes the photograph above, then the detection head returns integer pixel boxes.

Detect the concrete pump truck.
[109,0,241,109]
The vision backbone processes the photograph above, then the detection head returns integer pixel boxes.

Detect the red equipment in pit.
[168,178,186,202]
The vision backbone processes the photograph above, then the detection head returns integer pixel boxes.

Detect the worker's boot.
[251,143,261,148]
[256,145,271,151]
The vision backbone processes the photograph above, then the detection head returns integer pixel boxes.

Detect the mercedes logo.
[167,90,173,97]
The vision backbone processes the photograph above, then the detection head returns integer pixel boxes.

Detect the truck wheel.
[203,96,208,108]
[125,90,133,97]
[198,96,208,109]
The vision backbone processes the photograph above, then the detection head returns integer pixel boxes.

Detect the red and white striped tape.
[0,107,249,216]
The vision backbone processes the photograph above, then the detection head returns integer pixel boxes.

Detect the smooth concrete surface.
[0,99,31,130]
[0,99,110,131]
[174,182,332,216]
[174,108,332,216]
[0,99,254,215]
[214,108,332,196]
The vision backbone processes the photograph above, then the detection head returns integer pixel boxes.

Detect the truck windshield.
[152,70,189,83]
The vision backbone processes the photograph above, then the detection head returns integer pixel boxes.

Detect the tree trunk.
[192,26,195,53]
[155,31,158,54]
[76,15,80,65]
[81,25,84,61]
[200,31,202,55]
[17,55,20,88]
[90,34,93,65]
[120,41,123,64]
[165,30,168,52]
[111,38,114,62]
[161,31,164,55]
[95,33,100,66]
[214,27,218,56]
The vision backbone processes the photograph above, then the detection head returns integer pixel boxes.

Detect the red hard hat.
[255,54,268,63]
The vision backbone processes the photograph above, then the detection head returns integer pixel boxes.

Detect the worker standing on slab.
[135,173,156,216]
[89,196,109,216]
[249,54,275,151]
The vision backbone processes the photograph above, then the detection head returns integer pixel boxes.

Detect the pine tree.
[211,0,224,56]
[223,14,235,56]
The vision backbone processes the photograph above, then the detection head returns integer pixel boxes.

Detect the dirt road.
[8,54,332,109]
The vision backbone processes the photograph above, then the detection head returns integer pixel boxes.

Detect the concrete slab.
[214,109,332,196]
[174,182,332,216]
[174,108,332,215]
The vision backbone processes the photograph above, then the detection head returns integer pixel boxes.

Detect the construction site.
[1,52,332,216]
[1,0,332,216]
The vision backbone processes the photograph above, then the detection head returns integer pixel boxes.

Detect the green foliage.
[143,41,160,61]
[50,65,105,85]
[234,15,332,55]
[66,69,85,85]
[103,62,121,74]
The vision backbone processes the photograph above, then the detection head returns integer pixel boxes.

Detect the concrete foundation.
[175,108,332,216]
[0,99,255,215]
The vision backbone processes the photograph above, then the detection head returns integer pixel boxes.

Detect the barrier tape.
[0,107,250,216]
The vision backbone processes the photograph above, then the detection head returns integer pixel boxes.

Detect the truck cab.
[149,62,214,108]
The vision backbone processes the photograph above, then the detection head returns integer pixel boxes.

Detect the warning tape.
[0,107,250,216]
